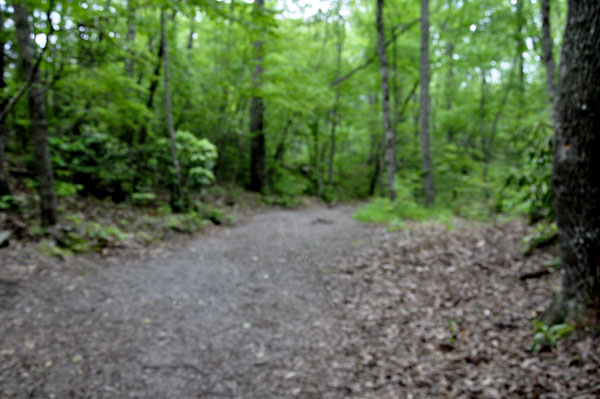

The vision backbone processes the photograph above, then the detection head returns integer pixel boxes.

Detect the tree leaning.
[546,0,600,323]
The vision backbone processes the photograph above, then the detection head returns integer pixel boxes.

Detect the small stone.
[0,230,12,248]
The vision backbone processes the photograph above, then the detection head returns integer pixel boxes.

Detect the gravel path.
[0,206,372,398]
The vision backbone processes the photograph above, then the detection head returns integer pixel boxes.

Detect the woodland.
[0,0,599,397]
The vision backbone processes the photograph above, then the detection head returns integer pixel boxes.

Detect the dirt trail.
[0,206,372,398]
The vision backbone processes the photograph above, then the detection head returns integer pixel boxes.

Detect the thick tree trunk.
[545,0,600,323]
[161,11,184,211]
[541,0,556,118]
[376,0,396,200]
[249,0,266,193]
[0,7,11,196]
[14,3,57,227]
[419,0,435,206]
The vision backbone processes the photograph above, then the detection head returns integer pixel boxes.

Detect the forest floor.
[0,205,598,398]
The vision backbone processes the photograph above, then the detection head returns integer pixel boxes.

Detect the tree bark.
[516,0,525,118]
[391,27,401,147]
[444,0,455,143]
[124,0,137,79]
[137,34,164,147]
[187,13,195,50]
[420,0,435,207]
[249,0,266,193]
[376,0,396,200]
[328,17,344,186]
[311,119,323,197]
[478,70,490,200]
[545,0,600,323]
[14,2,57,227]
[445,41,455,142]
[0,6,11,196]
[161,11,184,211]
[541,0,556,119]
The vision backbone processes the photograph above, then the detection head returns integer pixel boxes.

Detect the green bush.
[501,123,554,222]
[159,130,218,189]
[50,127,132,201]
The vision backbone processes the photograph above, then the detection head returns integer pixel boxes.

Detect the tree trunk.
[541,0,556,118]
[14,2,57,227]
[161,11,184,211]
[516,0,525,118]
[187,13,195,50]
[444,0,455,142]
[376,0,396,200]
[545,0,600,324]
[249,0,266,193]
[137,35,164,147]
[391,28,401,146]
[311,119,323,197]
[478,70,490,200]
[124,0,137,79]
[420,0,435,206]
[0,6,11,196]
[446,42,455,142]
[328,21,344,186]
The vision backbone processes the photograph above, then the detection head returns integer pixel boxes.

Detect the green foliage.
[531,320,574,353]
[171,131,218,189]
[131,192,158,207]
[58,223,128,254]
[521,221,558,255]
[271,168,310,199]
[0,0,566,245]
[353,198,396,224]
[500,124,554,222]
[55,182,83,197]
[164,212,211,234]
[543,257,562,273]
[0,195,18,211]
[49,128,132,201]
[263,193,303,208]
[38,239,74,258]
[353,197,453,229]
[194,202,235,226]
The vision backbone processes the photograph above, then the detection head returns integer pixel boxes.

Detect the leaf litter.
[280,220,600,399]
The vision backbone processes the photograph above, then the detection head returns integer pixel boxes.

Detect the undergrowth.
[353,197,454,229]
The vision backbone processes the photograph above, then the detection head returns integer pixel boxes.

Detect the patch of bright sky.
[277,0,350,19]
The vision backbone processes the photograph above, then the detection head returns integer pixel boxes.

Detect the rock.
[0,230,13,248]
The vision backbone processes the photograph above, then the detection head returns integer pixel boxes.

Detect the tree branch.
[330,17,420,87]
[0,1,56,125]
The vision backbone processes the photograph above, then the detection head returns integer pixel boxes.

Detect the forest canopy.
[0,0,562,223]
